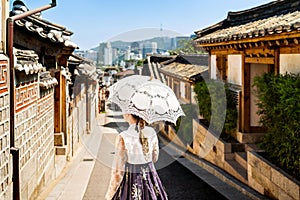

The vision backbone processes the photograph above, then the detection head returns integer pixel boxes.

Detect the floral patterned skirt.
[112,162,168,200]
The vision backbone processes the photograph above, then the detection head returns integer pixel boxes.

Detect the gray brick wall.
[15,84,55,200]
[0,60,11,199]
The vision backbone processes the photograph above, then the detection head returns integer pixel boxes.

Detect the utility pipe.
[6,1,57,199]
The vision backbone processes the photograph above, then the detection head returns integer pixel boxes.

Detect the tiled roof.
[195,0,300,44]
[68,53,96,65]
[40,71,58,89]
[14,48,45,74]
[76,63,98,81]
[142,55,175,83]
[115,70,135,77]
[149,55,176,63]
[11,1,77,49]
[195,11,300,44]
[174,54,208,66]
[160,62,208,80]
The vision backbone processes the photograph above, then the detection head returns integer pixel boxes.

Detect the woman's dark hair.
[131,114,149,157]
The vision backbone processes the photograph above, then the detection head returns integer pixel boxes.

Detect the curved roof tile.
[195,0,300,44]
[10,1,78,49]
[40,71,58,89]
[14,48,46,75]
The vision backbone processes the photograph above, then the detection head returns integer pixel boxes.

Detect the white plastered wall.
[210,55,217,79]
[228,55,242,85]
[180,81,185,99]
[250,64,268,126]
[280,54,300,74]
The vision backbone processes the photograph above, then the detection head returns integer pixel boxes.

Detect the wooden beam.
[195,31,300,48]
[284,39,289,45]
[245,48,274,56]
[268,41,273,46]
[241,61,251,133]
[54,71,62,133]
[274,48,279,75]
[245,57,275,64]
[294,38,299,44]
[275,40,280,46]
[211,49,243,55]
[61,75,67,142]
[280,46,300,54]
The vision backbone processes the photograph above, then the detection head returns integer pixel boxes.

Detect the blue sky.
[15,0,273,50]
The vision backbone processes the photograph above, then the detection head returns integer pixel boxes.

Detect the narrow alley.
[41,106,265,200]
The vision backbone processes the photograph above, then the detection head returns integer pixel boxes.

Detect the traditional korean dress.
[105,124,168,200]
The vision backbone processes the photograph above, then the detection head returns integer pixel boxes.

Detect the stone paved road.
[156,147,227,200]
[82,133,227,200]
[82,110,227,200]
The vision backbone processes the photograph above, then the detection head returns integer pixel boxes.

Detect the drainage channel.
[82,158,94,162]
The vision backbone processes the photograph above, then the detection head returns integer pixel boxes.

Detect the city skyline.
[81,35,191,66]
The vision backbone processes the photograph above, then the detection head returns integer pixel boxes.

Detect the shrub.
[253,73,300,179]
[194,79,238,135]
[176,104,199,145]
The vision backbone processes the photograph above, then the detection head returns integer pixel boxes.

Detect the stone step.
[224,160,248,185]
[234,152,247,169]
[244,143,261,152]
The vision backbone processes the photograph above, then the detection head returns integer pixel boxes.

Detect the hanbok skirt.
[112,162,168,200]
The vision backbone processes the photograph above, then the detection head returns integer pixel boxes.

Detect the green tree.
[169,39,206,55]
[253,73,300,179]
[176,104,199,145]
[194,80,237,135]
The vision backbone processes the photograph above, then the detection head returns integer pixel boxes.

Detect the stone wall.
[67,103,81,159]
[192,119,232,167]
[15,81,55,200]
[77,95,87,140]
[0,59,11,199]
[86,84,97,134]
[248,151,300,200]
[192,119,248,184]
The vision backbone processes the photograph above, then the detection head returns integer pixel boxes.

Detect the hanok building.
[195,0,300,141]
[194,0,300,199]
[72,61,99,135]
[9,1,78,199]
[159,54,208,104]
[143,54,176,83]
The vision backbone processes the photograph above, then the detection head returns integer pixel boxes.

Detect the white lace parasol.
[108,75,185,124]
[108,75,159,111]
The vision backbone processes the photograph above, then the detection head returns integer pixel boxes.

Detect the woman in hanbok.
[105,114,168,200]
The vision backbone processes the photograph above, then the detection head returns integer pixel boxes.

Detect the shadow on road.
[106,115,124,119]
[103,122,129,132]
[156,145,228,200]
